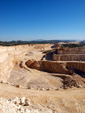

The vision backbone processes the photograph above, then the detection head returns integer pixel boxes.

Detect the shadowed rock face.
[52,46,85,61]
[66,62,85,73]
[25,60,85,88]
[25,60,85,74]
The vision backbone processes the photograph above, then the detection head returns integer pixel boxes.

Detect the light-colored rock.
[57,46,85,54]
[0,44,52,83]
[12,97,19,105]
[20,97,25,105]
[52,53,85,61]
[77,85,82,88]
[25,98,31,106]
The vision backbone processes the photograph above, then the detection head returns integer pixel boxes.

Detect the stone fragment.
[25,98,31,106]
[77,85,82,88]
[15,84,21,88]
[20,97,25,105]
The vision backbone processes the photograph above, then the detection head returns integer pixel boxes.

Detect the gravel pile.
[0,97,53,113]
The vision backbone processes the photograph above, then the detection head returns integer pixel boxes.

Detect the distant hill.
[0,39,81,46]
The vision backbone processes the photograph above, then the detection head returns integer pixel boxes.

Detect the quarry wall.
[52,54,85,61]
[0,44,52,81]
[26,60,85,74]
[66,62,85,73]
[0,44,52,53]
[57,47,85,54]
[0,45,85,81]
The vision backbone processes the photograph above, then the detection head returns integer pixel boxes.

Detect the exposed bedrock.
[25,60,85,74]
[0,44,52,81]
[52,74,85,88]
[52,54,85,61]
[25,60,85,88]
[57,46,85,54]
[66,62,85,73]
[52,46,85,61]
[25,60,72,74]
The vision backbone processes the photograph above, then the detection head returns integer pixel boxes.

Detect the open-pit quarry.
[0,44,85,113]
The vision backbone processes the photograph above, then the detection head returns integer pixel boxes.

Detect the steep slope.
[25,60,85,88]
[0,44,52,82]
[8,68,63,89]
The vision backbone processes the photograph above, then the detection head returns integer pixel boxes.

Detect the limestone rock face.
[66,62,85,73]
[52,54,85,61]
[25,59,35,67]
[25,60,85,87]
[25,60,72,74]
[41,61,70,74]
[25,60,41,70]
[52,46,85,61]
[57,46,85,54]
[0,57,14,82]
[0,44,52,82]
[26,60,85,74]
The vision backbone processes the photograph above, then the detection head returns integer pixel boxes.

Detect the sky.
[0,0,85,41]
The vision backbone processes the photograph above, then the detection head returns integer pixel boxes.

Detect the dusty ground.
[0,83,85,113]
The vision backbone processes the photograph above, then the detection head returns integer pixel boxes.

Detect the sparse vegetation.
[0,40,78,46]
[62,43,85,48]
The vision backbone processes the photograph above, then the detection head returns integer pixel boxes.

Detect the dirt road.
[0,83,85,113]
